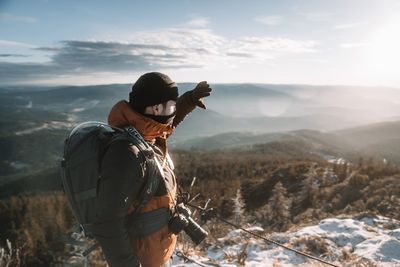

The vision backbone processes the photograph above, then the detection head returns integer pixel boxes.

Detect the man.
[92,72,212,267]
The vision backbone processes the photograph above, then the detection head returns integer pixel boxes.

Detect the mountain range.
[1,83,399,196]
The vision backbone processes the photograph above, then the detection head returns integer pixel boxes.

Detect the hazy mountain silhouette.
[172,120,400,165]
[1,83,400,196]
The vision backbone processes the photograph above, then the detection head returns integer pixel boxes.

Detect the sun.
[364,19,400,79]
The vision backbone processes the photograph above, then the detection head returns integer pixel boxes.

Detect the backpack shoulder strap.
[110,126,163,218]
[110,126,148,150]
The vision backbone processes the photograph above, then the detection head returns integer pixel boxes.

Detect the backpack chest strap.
[126,207,172,236]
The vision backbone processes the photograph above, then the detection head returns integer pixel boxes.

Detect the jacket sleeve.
[92,140,145,267]
[172,90,197,128]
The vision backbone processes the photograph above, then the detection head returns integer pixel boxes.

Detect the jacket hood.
[107,100,174,143]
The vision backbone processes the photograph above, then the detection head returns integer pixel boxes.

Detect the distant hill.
[2,83,400,127]
[1,119,400,198]
[1,83,400,195]
[172,128,341,150]
[334,120,400,163]
[171,108,360,141]
[172,120,400,164]
[335,120,400,148]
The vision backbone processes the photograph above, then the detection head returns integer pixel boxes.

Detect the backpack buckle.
[79,224,86,236]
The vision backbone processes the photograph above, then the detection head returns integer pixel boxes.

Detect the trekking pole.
[82,243,100,257]
[83,256,88,267]
[186,203,340,267]
[175,250,208,267]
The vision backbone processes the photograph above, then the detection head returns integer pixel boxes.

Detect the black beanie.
[129,72,179,111]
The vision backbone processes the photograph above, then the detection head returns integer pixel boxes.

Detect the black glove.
[172,81,212,128]
[190,81,212,109]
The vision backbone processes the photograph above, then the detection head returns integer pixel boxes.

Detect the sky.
[1,0,400,87]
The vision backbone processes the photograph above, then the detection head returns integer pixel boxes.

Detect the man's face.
[159,100,176,116]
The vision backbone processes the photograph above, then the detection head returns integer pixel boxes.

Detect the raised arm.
[172,81,212,128]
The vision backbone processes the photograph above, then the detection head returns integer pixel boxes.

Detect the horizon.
[1,81,400,91]
[1,0,400,87]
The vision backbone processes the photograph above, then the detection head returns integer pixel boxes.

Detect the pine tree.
[232,188,246,224]
[293,164,317,215]
[270,181,291,230]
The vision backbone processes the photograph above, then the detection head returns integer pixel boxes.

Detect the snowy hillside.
[173,214,400,266]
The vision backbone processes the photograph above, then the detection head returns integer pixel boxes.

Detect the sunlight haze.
[0,0,399,87]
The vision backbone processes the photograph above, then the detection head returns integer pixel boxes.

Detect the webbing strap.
[125,126,149,149]
[103,125,161,220]
[127,208,171,236]
[122,126,162,219]
[127,157,161,220]
[75,188,97,202]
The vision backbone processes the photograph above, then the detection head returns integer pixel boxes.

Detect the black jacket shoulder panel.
[96,139,145,220]
[92,139,142,267]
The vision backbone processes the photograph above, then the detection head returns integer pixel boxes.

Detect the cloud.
[223,37,316,63]
[0,54,30,58]
[300,12,333,22]
[0,62,61,83]
[0,39,35,48]
[127,28,317,64]
[234,37,316,54]
[333,22,364,30]
[49,40,193,70]
[0,13,37,23]
[186,17,210,27]
[225,52,254,58]
[254,15,282,26]
[133,28,224,56]
[340,43,370,48]
[0,28,317,84]
[0,38,204,84]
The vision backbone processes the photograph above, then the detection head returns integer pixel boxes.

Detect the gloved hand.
[190,81,212,109]
[172,81,212,128]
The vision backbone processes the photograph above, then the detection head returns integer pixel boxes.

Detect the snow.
[295,218,377,247]
[322,167,338,183]
[70,100,99,113]
[15,121,75,135]
[327,158,347,165]
[173,215,400,266]
[9,161,30,169]
[355,236,400,262]
[391,229,400,239]
[67,114,79,122]
[71,107,85,112]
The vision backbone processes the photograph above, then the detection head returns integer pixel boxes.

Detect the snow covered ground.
[14,121,75,135]
[172,214,400,266]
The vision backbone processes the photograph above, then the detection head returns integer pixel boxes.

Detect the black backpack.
[60,121,160,237]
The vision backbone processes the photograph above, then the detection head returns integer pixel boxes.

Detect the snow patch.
[15,121,75,135]
[327,158,347,165]
[173,215,400,266]
[70,100,99,113]
[390,229,400,240]
[71,108,85,113]
[9,161,30,169]
[322,167,338,182]
[295,218,377,247]
[355,236,400,262]
[67,114,79,122]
